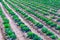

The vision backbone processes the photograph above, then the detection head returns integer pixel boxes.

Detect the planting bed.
[0,0,60,40]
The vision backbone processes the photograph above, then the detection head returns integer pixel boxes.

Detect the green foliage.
[3,19,9,24]
[27,32,42,40]
[46,31,53,36]
[27,32,36,39]
[33,35,42,40]
[9,33,16,39]
[41,27,48,33]
[47,21,57,27]
[35,23,43,28]
[20,24,30,32]
[57,18,60,22]
[50,35,57,39]
[0,0,2,2]
[55,25,60,30]
[58,38,60,40]
[4,24,10,28]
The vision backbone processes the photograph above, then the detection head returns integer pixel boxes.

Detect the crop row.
[4,0,59,39]
[0,7,16,40]
[7,0,60,31]
[2,1,43,40]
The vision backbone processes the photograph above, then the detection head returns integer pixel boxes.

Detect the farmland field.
[0,0,60,40]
